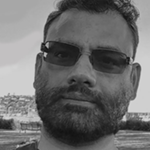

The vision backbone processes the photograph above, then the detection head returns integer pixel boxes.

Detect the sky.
[0,0,149,112]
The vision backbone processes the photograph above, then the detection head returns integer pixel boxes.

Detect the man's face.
[34,9,141,146]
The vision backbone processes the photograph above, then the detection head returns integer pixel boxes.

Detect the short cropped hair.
[43,0,139,60]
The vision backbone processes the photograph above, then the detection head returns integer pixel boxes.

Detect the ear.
[33,53,43,89]
[130,63,141,100]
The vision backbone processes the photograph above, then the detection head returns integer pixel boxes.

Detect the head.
[34,0,141,146]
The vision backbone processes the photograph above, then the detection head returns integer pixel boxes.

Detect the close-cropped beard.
[35,75,132,146]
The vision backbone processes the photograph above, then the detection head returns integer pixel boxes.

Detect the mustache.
[43,84,106,112]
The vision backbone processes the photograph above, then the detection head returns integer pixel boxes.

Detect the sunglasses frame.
[40,41,133,73]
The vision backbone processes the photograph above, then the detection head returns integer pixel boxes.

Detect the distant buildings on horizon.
[0,93,150,122]
[0,94,38,121]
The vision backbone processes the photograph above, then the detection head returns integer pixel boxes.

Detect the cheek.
[40,62,70,87]
[45,69,69,88]
[96,73,131,95]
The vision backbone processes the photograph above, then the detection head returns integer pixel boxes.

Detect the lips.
[62,92,94,103]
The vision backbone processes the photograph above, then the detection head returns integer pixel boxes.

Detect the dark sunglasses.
[40,41,133,74]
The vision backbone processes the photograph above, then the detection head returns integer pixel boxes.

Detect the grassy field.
[115,130,150,150]
[0,130,40,150]
[0,130,150,150]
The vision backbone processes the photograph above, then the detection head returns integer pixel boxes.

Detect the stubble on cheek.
[34,71,133,145]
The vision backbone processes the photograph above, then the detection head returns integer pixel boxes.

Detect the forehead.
[46,9,133,56]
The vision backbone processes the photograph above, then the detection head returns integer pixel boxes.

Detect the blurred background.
[0,0,149,112]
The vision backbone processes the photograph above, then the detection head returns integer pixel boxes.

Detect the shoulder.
[15,139,39,150]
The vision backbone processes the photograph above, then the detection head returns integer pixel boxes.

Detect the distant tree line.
[0,118,150,132]
[0,118,14,130]
[119,120,150,131]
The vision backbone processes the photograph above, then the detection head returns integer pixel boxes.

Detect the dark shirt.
[16,139,39,150]
[15,139,120,150]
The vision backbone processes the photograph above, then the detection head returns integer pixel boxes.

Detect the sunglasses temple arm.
[128,57,133,65]
[40,42,50,53]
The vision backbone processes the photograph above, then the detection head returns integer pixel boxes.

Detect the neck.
[38,127,118,150]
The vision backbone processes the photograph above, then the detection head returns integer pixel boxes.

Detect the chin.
[39,103,119,146]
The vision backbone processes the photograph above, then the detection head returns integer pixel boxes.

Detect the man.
[16,0,141,149]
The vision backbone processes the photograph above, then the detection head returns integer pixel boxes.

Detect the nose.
[67,56,96,88]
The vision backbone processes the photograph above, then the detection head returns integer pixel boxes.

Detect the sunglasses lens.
[42,42,129,74]
[44,42,80,66]
[92,51,127,74]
